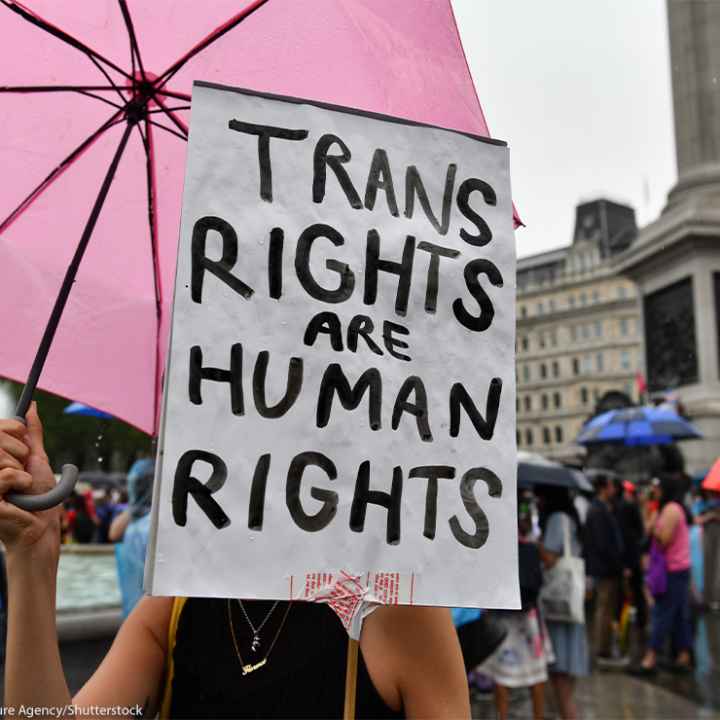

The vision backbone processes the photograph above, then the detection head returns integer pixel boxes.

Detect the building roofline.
[517,247,567,270]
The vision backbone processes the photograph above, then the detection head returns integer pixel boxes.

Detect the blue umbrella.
[63,402,114,420]
[576,405,702,446]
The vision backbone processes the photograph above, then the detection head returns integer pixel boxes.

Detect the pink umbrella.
[0,0,507,506]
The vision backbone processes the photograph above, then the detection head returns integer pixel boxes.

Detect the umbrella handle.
[5,464,79,512]
[4,415,78,511]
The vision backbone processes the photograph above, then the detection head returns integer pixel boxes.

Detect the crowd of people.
[1,405,719,716]
[463,466,720,720]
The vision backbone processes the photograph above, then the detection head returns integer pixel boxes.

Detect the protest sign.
[146,81,519,616]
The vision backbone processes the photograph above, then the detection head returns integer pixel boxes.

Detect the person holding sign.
[0,407,470,717]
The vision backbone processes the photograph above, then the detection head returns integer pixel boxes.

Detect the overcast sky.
[452,0,676,258]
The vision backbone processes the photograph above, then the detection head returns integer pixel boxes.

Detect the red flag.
[635,372,647,396]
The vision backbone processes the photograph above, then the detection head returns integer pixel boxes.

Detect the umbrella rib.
[77,90,125,110]
[0,85,123,94]
[0,85,124,110]
[0,0,131,80]
[150,93,188,138]
[139,119,163,433]
[14,122,136,419]
[146,118,187,143]
[117,0,146,78]
[153,0,271,89]
[147,106,191,114]
[0,110,124,235]
[154,88,192,103]
[86,55,128,106]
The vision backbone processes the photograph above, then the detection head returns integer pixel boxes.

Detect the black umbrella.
[517,451,592,492]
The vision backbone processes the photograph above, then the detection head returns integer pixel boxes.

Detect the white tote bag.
[540,514,585,624]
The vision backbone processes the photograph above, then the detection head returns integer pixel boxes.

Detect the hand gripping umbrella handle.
[6,464,79,512]
[4,416,78,511]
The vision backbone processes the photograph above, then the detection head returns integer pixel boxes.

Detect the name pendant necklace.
[227,599,292,676]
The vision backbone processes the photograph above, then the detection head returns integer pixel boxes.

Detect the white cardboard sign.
[146,82,518,617]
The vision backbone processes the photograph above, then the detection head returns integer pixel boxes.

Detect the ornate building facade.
[516,199,641,460]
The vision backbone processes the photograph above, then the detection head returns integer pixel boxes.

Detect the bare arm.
[363,606,470,719]
[0,408,170,715]
[109,509,131,542]
[73,596,172,714]
[1,408,71,710]
[653,503,681,547]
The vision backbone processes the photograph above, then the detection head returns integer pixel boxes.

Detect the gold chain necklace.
[227,599,293,676]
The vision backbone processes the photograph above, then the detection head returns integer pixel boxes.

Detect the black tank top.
[169,598,405,719]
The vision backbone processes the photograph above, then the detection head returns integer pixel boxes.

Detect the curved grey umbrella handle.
[6,464,79,512]
[4,416,78,511]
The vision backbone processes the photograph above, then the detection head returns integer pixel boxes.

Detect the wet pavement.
[472,612,720,719]
[472,670,716,719]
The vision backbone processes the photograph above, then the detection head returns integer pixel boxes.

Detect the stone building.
[516,199,641,460]
[614,0,720,473]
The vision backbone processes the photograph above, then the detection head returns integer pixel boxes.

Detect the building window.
[516,397,521,413]
[549,299,556,313]
[582,324,591,340]
[580,292,587,306]
[537,302,544,315]
[543,427,551,445]
[572,357,580,375]
[550,329,558,346]
[542,394,549,411]
[521,305,528,318]
[620,350,631,370]
[525,396,532,412]
[568,295,575,308]
[523,365,530,382]
[580,386,589,404]
[552,361,559,378]
[593,388,600,402]
[554,426,563,443]
[617,285,627,300]
[521,336,529,351]
[540,363,547,379]
[596,352,604,372]
[553,391,562,408]
[539,332,546,349]
[526,429,534,446]
[582,355,593,373]
[517,430,522,446]
[592,290,600,303]
[620,318,628,336]
[570,325,577,343]
[595,320,603,337]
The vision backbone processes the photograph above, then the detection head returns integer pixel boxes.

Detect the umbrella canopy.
[0,0,505,435]
[702,458,720,493]
[63,401,114,419]
[576,405,702,447]
[517,451,592,492]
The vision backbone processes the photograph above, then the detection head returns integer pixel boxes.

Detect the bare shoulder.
[661,502,683,523]
[362,606,469,719]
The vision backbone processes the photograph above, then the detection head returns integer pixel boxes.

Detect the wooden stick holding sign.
[344,637,359,719]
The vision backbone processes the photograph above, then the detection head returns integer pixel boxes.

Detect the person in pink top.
[635,473,692,674]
